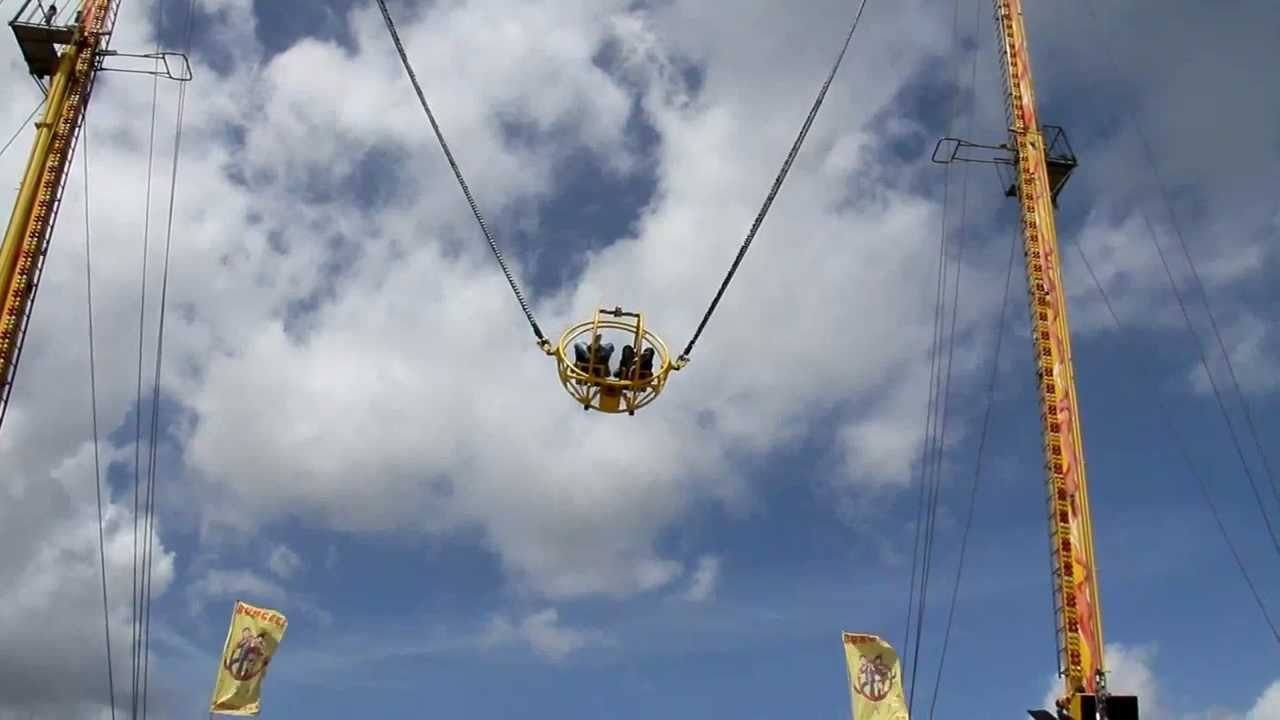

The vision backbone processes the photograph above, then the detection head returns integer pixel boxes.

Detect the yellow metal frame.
[551,306,675,415]
[0,0,112,429]
[993,0,1106,704]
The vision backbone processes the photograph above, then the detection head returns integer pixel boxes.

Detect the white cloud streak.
[683,554,720,603]
[481,608,608,662]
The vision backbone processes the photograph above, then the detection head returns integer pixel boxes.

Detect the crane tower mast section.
[0,0,115,427]
[992,0,1106,702]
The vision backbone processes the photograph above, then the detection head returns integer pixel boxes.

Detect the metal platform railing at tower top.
[931,122,1080,206]
[10,0,190,82]
[10,0,87,27]
[10,0,84,78]
[1043,124,1078,167]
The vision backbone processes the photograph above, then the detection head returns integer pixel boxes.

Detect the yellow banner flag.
[209,600,289,716]
[842,632,910,720]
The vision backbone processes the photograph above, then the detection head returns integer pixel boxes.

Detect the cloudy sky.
[1,0,1278,717]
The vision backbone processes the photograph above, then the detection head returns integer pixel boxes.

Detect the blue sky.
[0,0,1278,718]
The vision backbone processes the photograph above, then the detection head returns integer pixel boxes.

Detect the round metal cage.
[551,307,674,415]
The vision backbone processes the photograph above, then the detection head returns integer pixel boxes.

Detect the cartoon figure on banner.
[225,627,271,681]
[854,652,897,702]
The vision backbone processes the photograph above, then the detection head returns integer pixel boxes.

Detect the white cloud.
[1038,643,1280,720]
[166,0,998,608]
[481,608,607,662]
[267,544,303,579]
[1039,643,1161,715]
[1186,313,1279,398]
[1102,643,1161,712]
[5,0,983,638]
[1062,209,1278,402]
[1247,681,1280,720]
[0,442,175,715]
[684,554,721,602]
[1195,681,1280,720]
[189,568,288,613]
[2,0,1277,715]
[188,568,333,627]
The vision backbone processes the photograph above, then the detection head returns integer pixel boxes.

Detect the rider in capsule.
[615,344,636,380]
[636,347,655,380]
[573,334,614,378]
